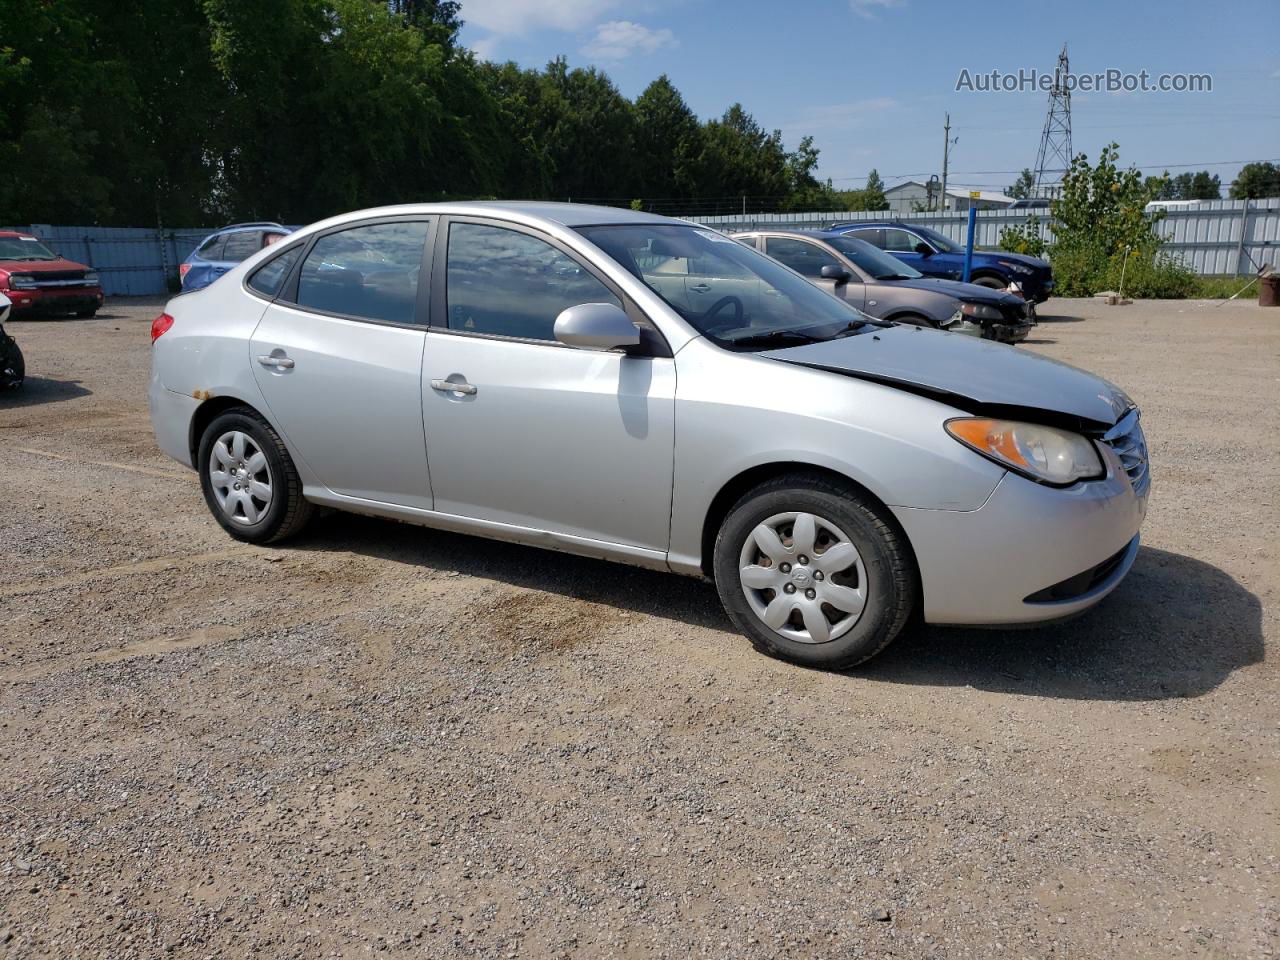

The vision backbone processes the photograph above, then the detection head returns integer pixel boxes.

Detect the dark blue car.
[180,222,292,292]
[828,221,1054,303]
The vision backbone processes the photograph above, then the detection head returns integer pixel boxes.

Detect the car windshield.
[912,225,958,254]
[825,236,923,280]
[577,224,881,348]
[0,236,58,261]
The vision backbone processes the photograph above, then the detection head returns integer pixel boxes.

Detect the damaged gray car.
[734,229,1035,343]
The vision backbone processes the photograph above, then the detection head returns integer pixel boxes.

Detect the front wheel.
[197,407,313,543]
[970,275,1006,291]
[713,474,918,669]
[75,308,98,319]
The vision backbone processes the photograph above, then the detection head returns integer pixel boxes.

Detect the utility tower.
[1033,44,1073,197]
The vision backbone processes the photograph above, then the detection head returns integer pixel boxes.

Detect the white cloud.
[849,0,906,19]
[580,20,677,61]
[463,0,619,36]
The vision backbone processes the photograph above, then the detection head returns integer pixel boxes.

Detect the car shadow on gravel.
[0,376,92,408]
[1033,312,1086,323]
[299,513,731,630]
[862,546,1263,701]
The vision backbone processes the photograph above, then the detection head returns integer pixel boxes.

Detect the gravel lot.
[1,296,1276,959]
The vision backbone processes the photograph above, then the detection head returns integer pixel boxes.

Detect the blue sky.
[457,0,1280,195]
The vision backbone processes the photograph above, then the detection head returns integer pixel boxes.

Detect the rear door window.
[295,221,431,324]
[247,246,303,299]
[196,235,226,260]
[882,229,921,253]
[847,228,885,249]
[222,231,264,263]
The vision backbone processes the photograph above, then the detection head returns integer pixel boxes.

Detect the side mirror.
[0,292,10,324]
[914,242,933,257]
[553,302,640,351]
[820,264,852,283]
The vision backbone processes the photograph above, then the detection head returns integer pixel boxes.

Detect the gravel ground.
[1,296,1276,959]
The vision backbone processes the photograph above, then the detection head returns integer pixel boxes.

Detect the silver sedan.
[149,202,1149,669]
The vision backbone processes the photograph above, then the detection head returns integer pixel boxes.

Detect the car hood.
[0,257,89,274]
[761,326,1132,429]
[978,250,1050,271]
[880,276,1023,305]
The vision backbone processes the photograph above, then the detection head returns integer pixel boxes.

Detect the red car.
[0,231,104,317]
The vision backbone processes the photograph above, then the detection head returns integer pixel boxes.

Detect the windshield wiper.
[726,329,824,348]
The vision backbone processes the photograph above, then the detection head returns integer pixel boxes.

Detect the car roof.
[829,221,918,229]
[737,228,849,240]
[291,202,685,236]
[0,231,36,239]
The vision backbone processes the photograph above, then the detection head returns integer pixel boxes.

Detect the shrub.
[998,215,1046,258]
[1104,252,1197,299]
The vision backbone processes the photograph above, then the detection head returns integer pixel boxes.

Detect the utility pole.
[940,113,957,212]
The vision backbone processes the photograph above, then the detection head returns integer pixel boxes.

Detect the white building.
[881,180,1016,214]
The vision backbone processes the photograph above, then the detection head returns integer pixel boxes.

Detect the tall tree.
[1230,162,1280,199]
[633,75,701,200]
[1006,168,1035,200]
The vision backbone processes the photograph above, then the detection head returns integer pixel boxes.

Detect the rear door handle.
[258,354,294,369]
[689,282,711,293]
[431,378,477,395]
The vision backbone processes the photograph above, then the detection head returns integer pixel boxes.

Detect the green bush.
[1047,245,1108,296]
[1104,252,1197,299]
[998,215,1046,258]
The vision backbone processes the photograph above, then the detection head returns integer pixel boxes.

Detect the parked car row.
[149,202,1146,673]
[732,229,1034,342]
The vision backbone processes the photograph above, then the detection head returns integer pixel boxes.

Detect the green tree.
[1230,162,1280,199]
[633,75,701,200]
[834,169,888,211]
[1006,168,1035,200]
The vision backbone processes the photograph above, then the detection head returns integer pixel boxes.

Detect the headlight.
[946,418,1104,485]
[9,275,37,289]
[959,301,1002,320]
[83,271,100,285]
[998,260,1035,275]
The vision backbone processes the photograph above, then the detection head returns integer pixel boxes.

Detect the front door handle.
[258,354,295,369]
[688,282,711,293]
[431,378,477,396]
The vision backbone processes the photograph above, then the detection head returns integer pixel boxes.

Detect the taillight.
[151,313,174,342]
[179,263,191,279]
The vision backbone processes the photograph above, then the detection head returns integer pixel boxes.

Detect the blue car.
[827,221,1054,303]
[180,222,292,292]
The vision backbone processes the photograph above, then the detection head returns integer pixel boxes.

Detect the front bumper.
[5,287,104,314]
[892,455,1148,625]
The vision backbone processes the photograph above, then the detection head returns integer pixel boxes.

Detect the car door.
[420,217,675,553]
[248,217,435,509]
[764,236,866,310]
[883,228,962,280]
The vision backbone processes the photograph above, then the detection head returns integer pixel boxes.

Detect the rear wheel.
[713,474,918,669]
[197,407,313,543]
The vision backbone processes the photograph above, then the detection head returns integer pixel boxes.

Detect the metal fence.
[7,199,1279,296]
[685,198,1280,276]
[1,224,210,296]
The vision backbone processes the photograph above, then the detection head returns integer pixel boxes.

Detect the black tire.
[713,473,918,670]
[0,339,23,390]
[75,308,98,318]
[970,275,1006,290]
[197,407,313,544]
